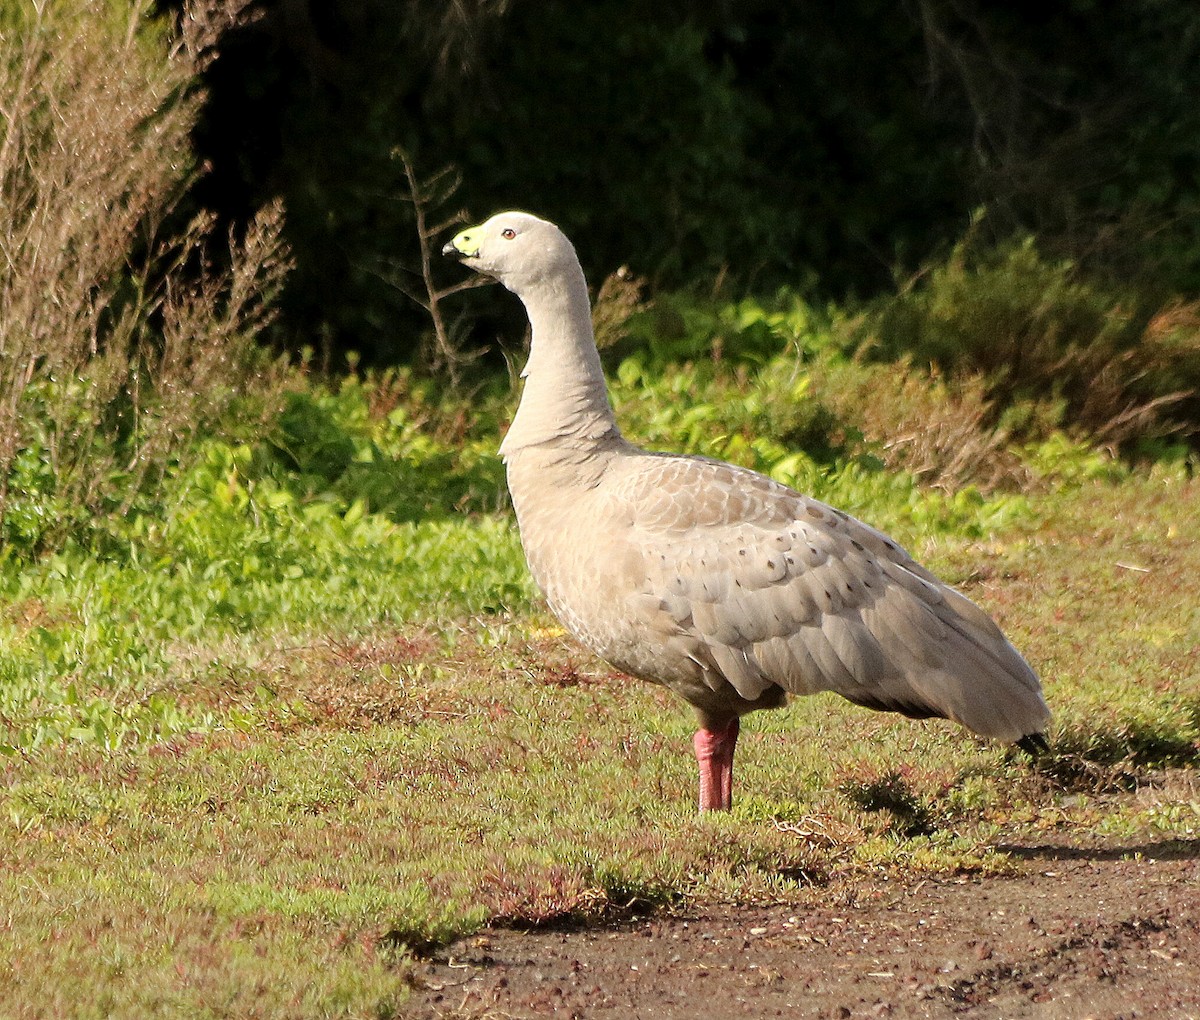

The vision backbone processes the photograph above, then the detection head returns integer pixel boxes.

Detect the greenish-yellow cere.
[451,227,482,256]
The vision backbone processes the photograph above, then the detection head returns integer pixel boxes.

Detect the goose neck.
[500,272,619,456]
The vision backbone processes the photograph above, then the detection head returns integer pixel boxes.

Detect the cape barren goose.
[443,212,1050,812]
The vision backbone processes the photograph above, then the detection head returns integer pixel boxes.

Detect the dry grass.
[812,357,1031,492]
[857,236,1200,452]
[592,266,649,350]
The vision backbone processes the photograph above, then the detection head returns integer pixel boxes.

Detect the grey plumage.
[444,211,1050,811]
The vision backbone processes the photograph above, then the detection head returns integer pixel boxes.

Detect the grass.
[2,7,1198,1013]
[1,224,1198,1013]
[2,461,1199,1016]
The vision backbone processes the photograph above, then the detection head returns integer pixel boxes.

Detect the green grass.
[0,438,531,753]
[6,46,1200,1010]
[2,314,1199,1015]
[2,462,1199,1015]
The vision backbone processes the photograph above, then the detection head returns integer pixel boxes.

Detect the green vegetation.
[2,3,1199,1016]
[3,292,1199,1014]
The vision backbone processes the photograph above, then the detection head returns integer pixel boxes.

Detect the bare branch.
[435,275,494,300]
[388,147,485,386]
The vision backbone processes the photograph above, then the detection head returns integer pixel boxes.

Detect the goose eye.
[501,228,516,240]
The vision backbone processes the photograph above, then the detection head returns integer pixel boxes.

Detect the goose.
[443,212,1050,812]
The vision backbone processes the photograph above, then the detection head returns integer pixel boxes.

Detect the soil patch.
[410,837,1200,1019]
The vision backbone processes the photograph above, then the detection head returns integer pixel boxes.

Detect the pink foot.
[693,717,740,812]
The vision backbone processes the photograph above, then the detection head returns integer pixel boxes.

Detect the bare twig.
[391,147,489,386]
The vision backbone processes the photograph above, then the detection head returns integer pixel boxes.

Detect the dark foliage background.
[164,0,1200,365]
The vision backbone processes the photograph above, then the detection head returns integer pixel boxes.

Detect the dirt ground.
[409,837,1199,1020]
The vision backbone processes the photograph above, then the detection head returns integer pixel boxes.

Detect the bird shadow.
[994,837,1200,863]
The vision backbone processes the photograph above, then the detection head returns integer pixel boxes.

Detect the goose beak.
[443,227,482,259]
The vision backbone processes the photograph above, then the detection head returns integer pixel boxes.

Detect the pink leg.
[693,717,740,812]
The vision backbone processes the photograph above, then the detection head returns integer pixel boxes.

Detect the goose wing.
[607,453,1049,740]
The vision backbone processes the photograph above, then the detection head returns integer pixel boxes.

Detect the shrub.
[611,288,827,370]
[0,0,289,557]
[810,357,1031,493]
[851,233,1200,448]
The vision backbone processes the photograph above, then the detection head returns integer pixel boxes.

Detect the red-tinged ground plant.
[0,0,290,554]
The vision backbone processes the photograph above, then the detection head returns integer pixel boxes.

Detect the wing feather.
[606,451,1048,739]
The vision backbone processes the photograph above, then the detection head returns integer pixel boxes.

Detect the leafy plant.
[268,371,508,521]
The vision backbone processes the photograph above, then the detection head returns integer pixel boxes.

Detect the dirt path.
[410,838,1199,1019]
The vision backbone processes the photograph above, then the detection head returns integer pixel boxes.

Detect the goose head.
[442,211,581,295]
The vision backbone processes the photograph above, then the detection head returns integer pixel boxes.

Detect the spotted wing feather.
[607,453,1049,741]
